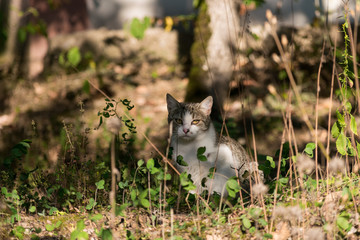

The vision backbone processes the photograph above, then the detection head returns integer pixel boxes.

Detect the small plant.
[70,220,89,240]
[59,46,82,69]
[129,17,151,40]
[1,187,22,224]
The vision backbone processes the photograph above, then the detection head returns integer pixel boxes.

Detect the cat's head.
[166,94,213,141]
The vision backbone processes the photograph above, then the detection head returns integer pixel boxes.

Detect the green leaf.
[45,224,55,232]
[176,155,188,166]
[146,158,155,169]
[49,207,58,215]
[304,142,316,158]
[100,228,113,240]
[86,198,96,210]
[139,190,150,208]
[130,18,149,40]
[29,205,36,213]
[197,146,207,161]
[70,230,89,240]
[242,216,251,229]
[95,180,105,190]
[226,178,241,198]
[336,216,351,231]
[197,155,207,161]
[67,47,81,67]
[116,203,129,217]
[263,233,273,239]
[137,159,145,167]
[350,114,357,135]
[55,221,62,228]
[331,121,341,138]
[139,189,148,199]
[345,101,352,113]
[336,132,347,155]
[266,156,275,168]
[336,110,345,126]
[197,146,206,155]
[76,220,86,231]
[82,80,90,94]
[90,214,103,222]
[140,198,150,208]
[279,177,288,185]
[258,218,268,227]
[179,172,196,191]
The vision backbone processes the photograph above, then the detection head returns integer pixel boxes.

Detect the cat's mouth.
[179,134,194,140]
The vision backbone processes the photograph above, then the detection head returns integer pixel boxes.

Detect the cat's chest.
[171,136,216,165]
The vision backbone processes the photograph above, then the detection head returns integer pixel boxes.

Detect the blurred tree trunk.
[185,0,239,120]
[0,0,28,78]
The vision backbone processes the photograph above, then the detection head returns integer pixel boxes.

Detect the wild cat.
[166,94,262,196]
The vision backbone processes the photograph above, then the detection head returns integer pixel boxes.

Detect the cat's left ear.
[166,93,180,112]
[200,96,213,115]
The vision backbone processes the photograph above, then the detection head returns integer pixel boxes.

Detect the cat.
[166,93,262,197]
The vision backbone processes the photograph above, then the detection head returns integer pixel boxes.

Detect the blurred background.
[0,0,357,171]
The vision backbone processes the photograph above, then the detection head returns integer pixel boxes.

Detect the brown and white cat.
[166,93,262,196]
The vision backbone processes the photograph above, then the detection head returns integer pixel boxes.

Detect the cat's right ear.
[166,94,180,112]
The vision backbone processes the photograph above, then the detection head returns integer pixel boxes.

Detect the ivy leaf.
[331,121,341,138]
[266,156,275,168]
[180,172,196,191]
[336,132,347,155]
[176,155,188,166]
[197,146,207,161]
[304,142,316,158]
[146,158,160,174]
[86,198,96,210]
[350,114,357,135]
[95,180,105,190]
[336,110,345,126]
[226,178,241,198]
[197,146,206,155]
[139,190,150,208]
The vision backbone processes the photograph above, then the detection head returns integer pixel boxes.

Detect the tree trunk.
[185,0,239,120]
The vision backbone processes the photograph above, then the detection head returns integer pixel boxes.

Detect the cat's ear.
[199,96,213,116]
[166,94,180,112]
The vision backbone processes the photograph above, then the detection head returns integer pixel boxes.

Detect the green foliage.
[304,142,316,158]
[59,47,82,69]
[70,220,89,240]
[11,226,25,239]
[332,13,359,157]
[1,187,21,224]
[130,17,150,40]
[180,172,197,192]
[96,98,136,142]
[197,146,207,161]
[176,155,188,166]
[45,220,62,232]
[226,178,241,198]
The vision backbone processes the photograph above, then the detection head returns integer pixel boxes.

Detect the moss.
[185,1,212,102]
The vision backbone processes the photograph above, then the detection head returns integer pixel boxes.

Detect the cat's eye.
[191,120,200,125]
[174,119,183,124]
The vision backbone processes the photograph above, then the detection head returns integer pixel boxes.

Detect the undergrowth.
[1,1,360,240]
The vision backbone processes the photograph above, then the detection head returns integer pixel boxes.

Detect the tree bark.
[185,0,239,120]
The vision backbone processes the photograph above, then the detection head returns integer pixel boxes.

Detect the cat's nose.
[183,128,190,134]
